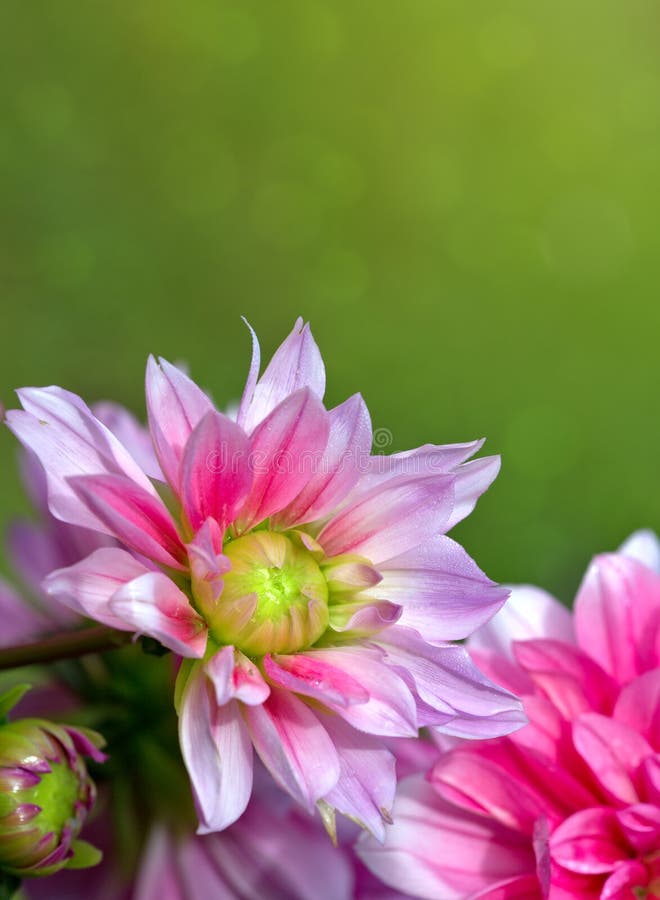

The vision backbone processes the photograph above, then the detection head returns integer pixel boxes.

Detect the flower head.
[0,686,105,880]
[357,530,660,898]
[6,318,524,835]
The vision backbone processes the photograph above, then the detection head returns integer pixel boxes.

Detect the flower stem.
[0,627,133,671]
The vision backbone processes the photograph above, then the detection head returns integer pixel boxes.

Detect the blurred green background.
[1,0,658,602]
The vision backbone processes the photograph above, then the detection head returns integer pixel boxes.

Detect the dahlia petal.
[378,628,526,738]
[618,528,660,573]
[7,386,155,530]
[327,598,402,636]
[446,455,501,530]
[601,860,651,900]
[243,686,340,810]
[318,474,455,563]
[263,653,370,708]
[295,646,418,737]
[549,807,626,874]
[239,389,330,530]
[430,750,546,833]
[361,439,486,491]
[93,400,163,481]
[238,317,326,433]
[145,356,214,491]
[43,547,152,628]
[206,646,270,707]
[616,803,660,855]
[318,711,396,841]
[134,828,187,900]
[70,473,187,569]
[179,665,253,833]
[186,518,231,615]
[356,775,537,900]
[469,585,574,660]
[574,553,660,682]
[374,535,509,641]
[0,576,50,647]
[180,410,252,532]
[110,572,207,657]
[572,713,653,805]
[512,639,618,719]
[273,394,372,528]
[236,317,261,431]
[614,669,660,746]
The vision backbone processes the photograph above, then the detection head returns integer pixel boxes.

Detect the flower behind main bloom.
[6,318,524,836]
[357,531,660,898]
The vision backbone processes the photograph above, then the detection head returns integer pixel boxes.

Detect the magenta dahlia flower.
[357,531,660,898]
[5,318,523,836]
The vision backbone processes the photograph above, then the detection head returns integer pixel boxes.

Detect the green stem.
[0,627,133,671]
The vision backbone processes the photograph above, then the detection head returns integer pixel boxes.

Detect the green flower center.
[30,759,80,839]
[209,531,329,656]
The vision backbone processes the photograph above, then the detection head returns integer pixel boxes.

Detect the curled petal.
[43,547,152,629]
[206,646,270,707]
[110,572,207,657]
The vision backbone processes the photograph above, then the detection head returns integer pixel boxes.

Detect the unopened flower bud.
[0,685,105,880]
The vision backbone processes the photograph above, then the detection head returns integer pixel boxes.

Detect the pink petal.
[318,711,396,841]
[469,585,574,660]
[574,553,660,683]
[360,439,486,491]
[430,750,546,834]
[145,356,214,491]
[70,473,187,569]
[292,645,418,737]
[0,577,51,647]
[378,627,526,738]
[110,572,207,657]
[238,389,330,531]
[601,860,652,900]
[186,518,231,617]
[236,317,261,431]
[43,547,152,629]
[180,410,252,532]
[614,669,660,747]
[263,652,370,708]
[356,774,537,900]
[318,474,455,563]
[572,712,653,805]
[446,455,501,530]
[206,646,270,707]
[272,393,372,528]
[618,528,660,573]
[374,535,509,642]
[616,803,660,855]
[238,317,326,433]
[549,807,626,874]
[134,827,186,900]
[179,664,253,833]
[7,386,155,530]
[93,400,164,481]
[512,639,618,719]
[243,686,340,810]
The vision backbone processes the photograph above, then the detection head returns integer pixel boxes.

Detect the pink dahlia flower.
[357,531,660,899]
[6,318,523,836]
